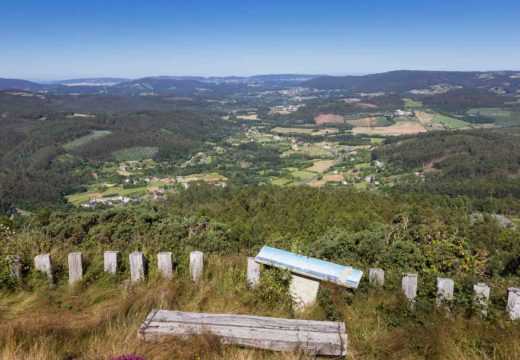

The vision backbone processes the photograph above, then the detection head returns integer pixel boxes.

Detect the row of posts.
[4,253,519,320]
[6,251,204,284]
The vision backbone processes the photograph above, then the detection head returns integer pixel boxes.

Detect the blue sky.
[1,0,519,80]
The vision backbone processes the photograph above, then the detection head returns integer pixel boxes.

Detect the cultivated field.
[346,117,377,127]
[63,130,112,150]
[237,113,259,121]
[314,114,344,125]
[306,159,336,173]
[432,114,470,129]
[415,111,435,125]
[352,121,427,136]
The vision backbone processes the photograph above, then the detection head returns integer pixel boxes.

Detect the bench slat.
[139,309,347,356]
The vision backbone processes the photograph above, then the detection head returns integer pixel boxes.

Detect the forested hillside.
[373,128,520,203]
[0,92,233,212]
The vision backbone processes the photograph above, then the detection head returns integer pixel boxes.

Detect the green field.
[270,177,293,186]
[432,114,470,129]
[374,116,394,126]
[290,169,316,181]
[403,98,423,108]
[63,130,112,150]
[66,186,148,206]
[112,147,159,161]
[370,137,385,144]
[467,108,520,126]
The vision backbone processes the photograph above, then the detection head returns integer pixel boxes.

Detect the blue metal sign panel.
[255,246,363,288]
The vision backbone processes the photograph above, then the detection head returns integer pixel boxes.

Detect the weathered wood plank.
[139,309,347,356]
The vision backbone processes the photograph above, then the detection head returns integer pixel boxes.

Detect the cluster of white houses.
[4,252,520,321]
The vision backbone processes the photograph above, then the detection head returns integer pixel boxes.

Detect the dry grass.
[306,160,336,173]
[414,111,434,125]
[0,256,519,359]
[314,114,345,125]
[352,122,427,136]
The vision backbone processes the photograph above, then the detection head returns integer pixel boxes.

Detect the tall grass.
[0,255,518,359]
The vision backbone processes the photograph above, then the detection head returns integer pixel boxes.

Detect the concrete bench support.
[247,257,261,287]
[130,252,145,282]
[473,283,490,316]
[436,277,454,305]
[189,251,204,282]
[68,252,83,284]
[369,268,384,286]
[157,252,173,278]
[34,254,53,282]
[290,274,320,310]
[402,273,418,305]
[507,288,520,321]
[6,255,21,281]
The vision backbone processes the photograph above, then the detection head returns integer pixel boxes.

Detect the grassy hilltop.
[1,185,519,359]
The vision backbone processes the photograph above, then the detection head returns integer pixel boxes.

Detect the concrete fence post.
[157,252,173,278]
[104,251,119,274]
[402,273,418,305]
[189,251,204,282]
[436,277,454,305]
[473,283,490,316]
[6,255,21,281]
[247,257,260,287]
[289,274,320,311]
[129,252,145,282]
[68,252,83,284]
[507,288,520,321]
[34,254,52,282]
[369,268,384,286]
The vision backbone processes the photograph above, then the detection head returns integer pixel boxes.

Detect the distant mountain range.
[1,71,519,95]
[303,70,520,94]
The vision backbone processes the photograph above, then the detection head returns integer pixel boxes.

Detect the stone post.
[104,251,119,274]
[68,252,83,284]
[34,254,52,282]
[473,283,490,316]
[369,268,384,286]
[436,277,454,305]
[507,288,520,321]
[129,251,145,282]
[290,274,320,311]
[247,257,261,287]
[6,255,21,281]
[189,251,204,282]
[402,273,418,305]
[157,252,173,278]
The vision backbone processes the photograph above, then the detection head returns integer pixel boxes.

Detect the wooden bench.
[139,309,348,357]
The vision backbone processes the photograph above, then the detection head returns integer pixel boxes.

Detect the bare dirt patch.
[415,111,434,125]
[352,121,427,136]
[306,160,336,173]
[315,114,344,125]
[307,174,344,187]
[237,113,259,121]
